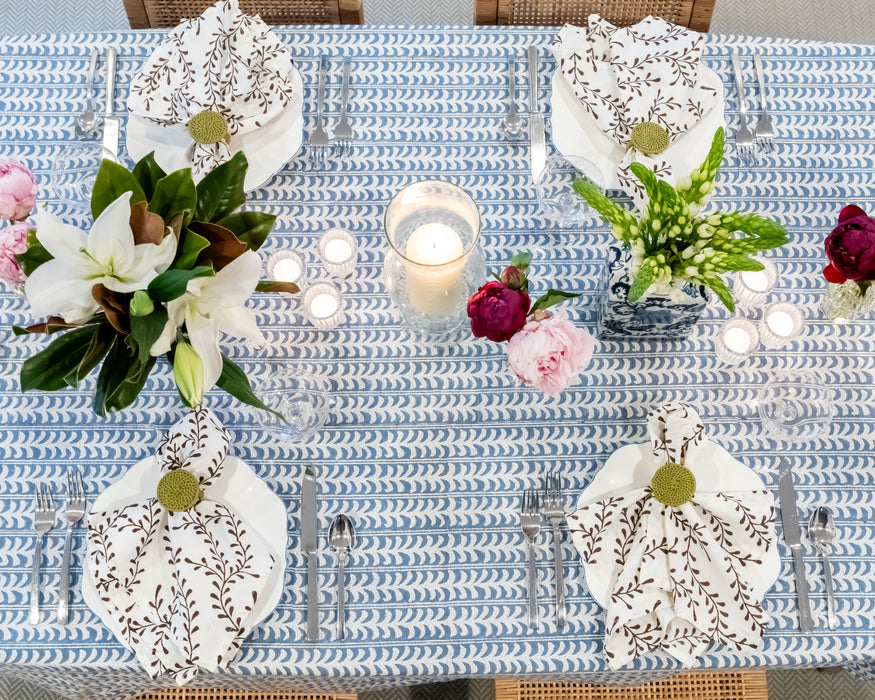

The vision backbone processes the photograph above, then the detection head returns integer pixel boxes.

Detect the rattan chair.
[122,0,364,27]
[475,0,715,31]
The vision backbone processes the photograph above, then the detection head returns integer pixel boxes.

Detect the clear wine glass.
[254,369,332,444]
[757,371,836,441]
[535,154,604,229]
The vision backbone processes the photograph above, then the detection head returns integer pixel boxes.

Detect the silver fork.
[543,472,567,628]
[58,468,86,625]
[730,53,756,165]
[520,488,541,631]
[310,54,329,169]
[29,484,55,625]
[753,54,776,152]
[332,56,353,157]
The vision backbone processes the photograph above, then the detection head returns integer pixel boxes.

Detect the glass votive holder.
[266,250,307,289]
[759,301,804,348]
[733,258,778,308]
[318,228,357,278]
[303,281,343,330]
[714,317,760,365]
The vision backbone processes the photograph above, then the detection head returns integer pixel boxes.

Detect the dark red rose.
[467,280,530,342]
[824,205,875,284]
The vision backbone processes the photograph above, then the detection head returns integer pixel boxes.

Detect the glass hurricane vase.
[820,281,875,323]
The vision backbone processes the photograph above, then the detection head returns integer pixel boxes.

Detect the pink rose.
[0,159,38,222]
[0,221,31,284]
[506,311,595,396]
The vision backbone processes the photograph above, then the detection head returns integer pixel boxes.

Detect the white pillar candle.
[724,326,753,353]
[324,239,352,264]
[740,270,769,293]
[760,302,804,348]
[318,228,358,278]
[266,250,306,287]
[766,310,795,337]
[734,258,778,308]
[309,292,339,318]
[714,317,760,365]
[404,222,465,315]
[273,258,302,283]
[303,281,343,330]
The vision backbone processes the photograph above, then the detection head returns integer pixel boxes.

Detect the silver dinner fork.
[753,54,776,152]
[29,484,55,625]
[520,488,541,631]
[58,468,86,625]
[730,53,757,165]
[310,54,330,169]
[543,472,567,628]
[332,56,353,157]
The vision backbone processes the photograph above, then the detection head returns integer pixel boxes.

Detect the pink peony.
[0,221,31,284]
[467,280,530,342]
[0,159,38,222]
[506,311,595,396]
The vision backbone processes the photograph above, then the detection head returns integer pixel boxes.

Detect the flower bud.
[500,265,527,290]
[129,290,154,317]
[173,341,204,408]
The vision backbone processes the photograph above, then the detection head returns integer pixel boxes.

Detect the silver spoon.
[808,506,838,629]
[500,54,525,140]
[75,49,100,138]
[328,513,355,640]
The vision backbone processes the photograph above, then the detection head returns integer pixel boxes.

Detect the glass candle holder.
[383,180,485,335]
[266,250,307,289]
[303,281,343,330]
[760,301,804,348]
[318,227,357,278]
[714,317,760,365]
[733,258,778,308]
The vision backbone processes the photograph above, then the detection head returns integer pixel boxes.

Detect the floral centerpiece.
[0,158,38,288]
[466,252,595,395]
[15,152,297,416]
[820,204,875,322]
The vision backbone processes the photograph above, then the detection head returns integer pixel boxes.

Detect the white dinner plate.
[570,440,780,608]
[550,66,727,191]
[125,65,304,192]
[83,455,288,646]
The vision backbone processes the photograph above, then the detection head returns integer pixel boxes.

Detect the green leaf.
[63,322,116,387]
[148,168,197,228]
[91,159,146,219]
[216,354,281,417]
[195,151,248,222]
[15,240,52,276]
[256,280,300,294]
[129,304,169,364]
[573,176,639,244]
[530,288,580,313]
[20,325,102,392]
[173,228,211,270]
[92,337,157,416]
[510,251,533,271]
[147,265,213,302]
[217,211,276,251]
[703,274,734,312]
[627,260,658,303]
[131,152,167,201]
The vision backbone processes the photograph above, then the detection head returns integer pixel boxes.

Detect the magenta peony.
[0,221,31,284]
[824,204,875,285]
[467,280,530,342]
[0,159,38,222]
[506,311,595,395]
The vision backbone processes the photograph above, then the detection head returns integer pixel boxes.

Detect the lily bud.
[173,341,204,408]
[129,290,154,317]
[500,265,527,290]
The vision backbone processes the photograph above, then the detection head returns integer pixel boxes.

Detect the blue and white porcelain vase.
[596,246,707,340]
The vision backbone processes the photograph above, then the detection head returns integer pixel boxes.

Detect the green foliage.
[91,159,146,218]
[530,289,580,313]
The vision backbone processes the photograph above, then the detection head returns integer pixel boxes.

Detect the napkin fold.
[568,403,774,669]
[552,16,720,199]
[87,406,277,684]
[128,0,296,180]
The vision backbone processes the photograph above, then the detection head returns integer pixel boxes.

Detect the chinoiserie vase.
[597,246,707,340]
[820,281,875,323]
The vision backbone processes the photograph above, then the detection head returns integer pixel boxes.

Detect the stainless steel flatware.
[809,505,838,629]
[730,53,756,165]
[310,55,329,168]
[542,472,566,628]
[500,53,524,140]
[527,45,545,182]
[778,458,812,633]
[753,53,776,152]
[332,56,353,157]
[29,484,55,625]
[301,467,319,641]
[328,513,355,640]
[520,488,541,630]
[58,468,85,625]
[74,49,99,138]
[101,47,119,163]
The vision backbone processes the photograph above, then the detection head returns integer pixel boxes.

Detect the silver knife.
[778,458,812,633]
[527,45,545,182]
[301,466,319,641]
[101,47,119,163]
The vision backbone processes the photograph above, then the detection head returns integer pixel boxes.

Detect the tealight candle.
[760,301,804,348]
[404,222,465,314]
[714,317,760,365]
[303,281,343,330]
[734,258,778,308]
[266,250,306,289]
[318,228,358,278]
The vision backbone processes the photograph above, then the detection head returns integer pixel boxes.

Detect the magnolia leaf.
[20,324,103,392]
[13,316,82,335]
[91,159,146,219]
[91,283,130,334]
[129,201,167,246]
[15,240,52,276]
[256,280,300,294]
[148,168,197,228]
[129,304,168,364]
[510,251,533,271]
[217,211,276,252]
[174,228,210,270]
[530,288,579,313]
[132,152,167,201]
[216,354,282,418]
[63,322,117,387]
[92,337,157,417]
[195,151,248,222]
[190,221,247,271]
[148,265,214,302]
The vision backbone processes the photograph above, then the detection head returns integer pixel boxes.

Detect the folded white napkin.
[552,16,721,200]
[87,406,277,684]
[128,0,297,180]
[568,403,774,670]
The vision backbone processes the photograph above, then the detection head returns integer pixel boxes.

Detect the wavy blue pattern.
[0,24,874,700]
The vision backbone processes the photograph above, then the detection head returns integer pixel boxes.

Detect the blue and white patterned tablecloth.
[0,24,874,700]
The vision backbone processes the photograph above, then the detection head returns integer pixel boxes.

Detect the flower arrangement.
[573,128,789,311]
[0,159,38,286]
[820,204,875,321]
[15,152,297,416]
[466,252,595,395]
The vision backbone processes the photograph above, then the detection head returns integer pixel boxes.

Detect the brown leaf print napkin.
[87,406,277,684]
[128,0,296,180]
[568,403,775,670]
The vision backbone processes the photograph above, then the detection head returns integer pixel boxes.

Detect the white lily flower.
[151,249,265,393]
[24,192,177,324]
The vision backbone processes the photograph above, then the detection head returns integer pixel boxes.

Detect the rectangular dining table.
[0,23,874,700]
